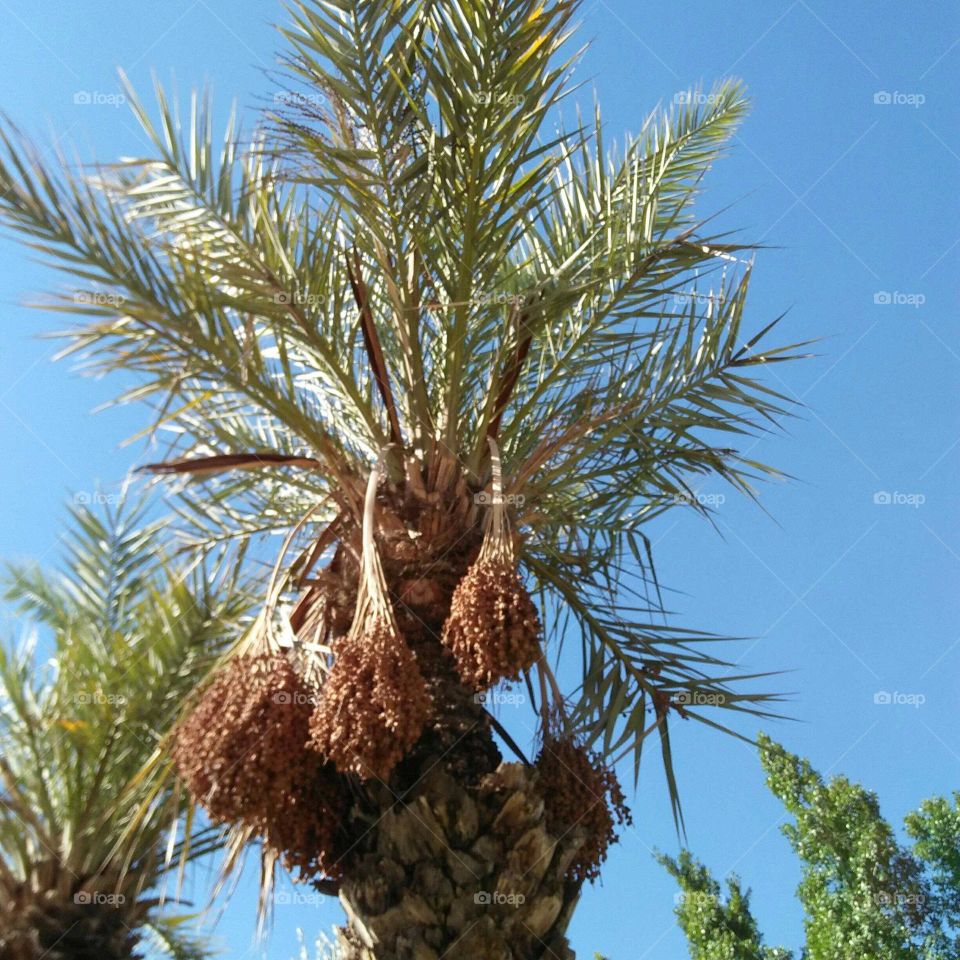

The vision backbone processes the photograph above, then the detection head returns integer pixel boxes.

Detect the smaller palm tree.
[0,500,252,960]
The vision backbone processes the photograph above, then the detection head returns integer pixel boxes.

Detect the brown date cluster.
[536,737,632,883]
[171,461,624,891]
[309,616,430,781]
[171,653,349,884]
[440,557,542,690]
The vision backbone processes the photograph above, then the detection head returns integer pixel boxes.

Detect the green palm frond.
[0,498,254,939]
[5,496,163,635]
[142,914,217,960]
[0,0,809,822]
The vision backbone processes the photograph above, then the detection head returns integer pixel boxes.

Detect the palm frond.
[0,499,254,936]
[141,914,217,960]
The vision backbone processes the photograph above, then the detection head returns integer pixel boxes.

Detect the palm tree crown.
[0,2,807,922]
[0,501,251,958]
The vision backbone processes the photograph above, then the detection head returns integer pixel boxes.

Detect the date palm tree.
[0,1,806,956]
[0,501,251,959]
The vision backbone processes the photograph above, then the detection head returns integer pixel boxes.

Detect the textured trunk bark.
[0,870,145,960]
[335,763,583,960]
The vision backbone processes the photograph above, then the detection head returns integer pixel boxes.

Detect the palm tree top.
[0,0,808,823]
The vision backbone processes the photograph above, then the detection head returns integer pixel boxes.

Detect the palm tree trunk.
[335,762,583,960]
[0,866,146,960]
[294,471,587,958]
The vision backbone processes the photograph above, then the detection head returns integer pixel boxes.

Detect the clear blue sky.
[1,2,958,957]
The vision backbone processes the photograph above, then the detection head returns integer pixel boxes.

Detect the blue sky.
[0,1,958,957]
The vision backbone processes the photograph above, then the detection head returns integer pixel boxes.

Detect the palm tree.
[0,501,251,959]
[0,1,806,956]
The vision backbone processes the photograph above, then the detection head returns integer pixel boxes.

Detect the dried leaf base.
[0,864,148,960]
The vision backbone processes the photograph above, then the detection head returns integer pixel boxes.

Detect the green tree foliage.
[659,850,791,959]
[661,736,960,960]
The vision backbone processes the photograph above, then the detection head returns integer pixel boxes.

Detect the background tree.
[660,850,790,960]
[0,0,806,956]
[0,500,252,960]
[661,736,960,960]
